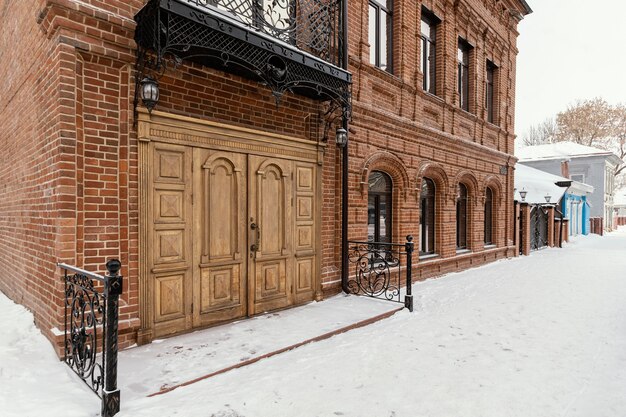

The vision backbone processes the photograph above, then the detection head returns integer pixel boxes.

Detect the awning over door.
[134,0,351,109]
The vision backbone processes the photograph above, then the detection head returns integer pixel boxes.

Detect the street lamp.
[337,123,349,293]
[335,127,348,147]
[519,188,527,202]
[139,77,160,113]
[544,193,551,203]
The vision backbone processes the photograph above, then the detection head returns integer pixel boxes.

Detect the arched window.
[420,178,436,255]
[484,187,493,245]
[456,183,468,249]
[368,171,392,243]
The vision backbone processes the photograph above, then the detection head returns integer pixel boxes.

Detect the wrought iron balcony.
[134,0,351,110]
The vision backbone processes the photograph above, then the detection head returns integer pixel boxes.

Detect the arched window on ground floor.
[367,170,393,244]
[420,177,436,255]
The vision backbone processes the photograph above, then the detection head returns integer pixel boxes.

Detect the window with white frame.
[369,0,393,73]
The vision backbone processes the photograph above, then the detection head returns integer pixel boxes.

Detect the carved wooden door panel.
[149,146,317,336]
[292,162,317,304]
[192,149,247,327]
[247,155,294,314]
[150,143,193,337]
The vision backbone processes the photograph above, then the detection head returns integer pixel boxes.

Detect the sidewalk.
[118,294,402,400]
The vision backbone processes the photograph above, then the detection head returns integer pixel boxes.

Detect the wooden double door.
[149,143,318,337]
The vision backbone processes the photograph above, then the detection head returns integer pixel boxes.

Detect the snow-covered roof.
[514,164,569,204]
[568,180,594,195]
[516,141,620,163]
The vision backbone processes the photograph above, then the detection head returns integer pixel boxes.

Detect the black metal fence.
[59,260,123,417]
[346,235,414,311]
[530,206,549,251]
[519,202,524,255]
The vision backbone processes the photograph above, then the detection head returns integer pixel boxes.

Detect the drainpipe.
[341,118,349,293]
[341,0,350,293]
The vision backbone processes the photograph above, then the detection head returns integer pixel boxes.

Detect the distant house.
[514,164,570,206]
[514,164,570,253]
[563,180,594,236]
[616,192,626,213]
[614,190,626,227]
[517,142,623,231]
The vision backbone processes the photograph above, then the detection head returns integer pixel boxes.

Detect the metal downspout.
[341,0,350,293]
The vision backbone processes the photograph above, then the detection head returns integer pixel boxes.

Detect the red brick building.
[0,0,531,352]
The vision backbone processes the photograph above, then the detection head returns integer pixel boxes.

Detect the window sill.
[456,107,477,120]
[419,253,439,262]
[364,61,401,84]
[455,248,471,255]
[484,244,496,249]
[484,120,501,130]
[419,89,444,104]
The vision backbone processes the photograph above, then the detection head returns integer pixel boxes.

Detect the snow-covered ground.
[119,295,398,398]
[0,295,99,417]
[2,228,626,417]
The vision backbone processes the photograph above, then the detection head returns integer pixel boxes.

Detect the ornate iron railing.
[134,0,351,114]
[186,0,342,64]
[346,236,414,311]
[60,260,123,417]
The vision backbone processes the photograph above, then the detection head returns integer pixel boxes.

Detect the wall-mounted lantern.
[335,127,348,147]
[139,77,160,113]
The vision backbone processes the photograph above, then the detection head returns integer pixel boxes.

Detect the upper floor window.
[456,183,468,249]
[605,168,614,194]
[485,60,497,123]
[570,173,585,183]
[457,38,472,112]
[420,8,439,94]
[368,171,393,243]
[420,178,436,255]
[484,187,494,245]
[369,0,393,72]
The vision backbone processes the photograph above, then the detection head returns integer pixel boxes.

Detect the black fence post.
[404,235,414,312]
[102,259,122,417]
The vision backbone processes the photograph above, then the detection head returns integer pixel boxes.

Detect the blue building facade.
[561,192,590,236]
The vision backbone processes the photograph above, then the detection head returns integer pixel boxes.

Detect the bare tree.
[555,98,613,147]
[523,98,626,195]
[611,103,626,178]
[521,117,558,146]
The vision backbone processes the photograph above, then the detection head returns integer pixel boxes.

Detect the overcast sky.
[515,0,626,138]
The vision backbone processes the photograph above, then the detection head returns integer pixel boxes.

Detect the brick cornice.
[37,0,136,54]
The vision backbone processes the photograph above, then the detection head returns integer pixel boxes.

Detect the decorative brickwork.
[0,0,530,352]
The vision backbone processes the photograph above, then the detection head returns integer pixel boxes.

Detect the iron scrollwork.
[347,241,402,303]
[60,260,123,417]
[133,0,352,114]
[190,0,336,61]
[64,272,106,397]
[530,205,549,251]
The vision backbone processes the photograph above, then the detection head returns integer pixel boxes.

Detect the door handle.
[250,222,261,254]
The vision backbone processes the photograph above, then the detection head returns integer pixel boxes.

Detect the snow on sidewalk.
[2,228,626,417]
[0,295,99,417]
[117,229,626,417]
[119,295,399,399]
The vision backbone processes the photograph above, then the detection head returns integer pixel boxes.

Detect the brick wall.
[1,0,334,352]
[0,0,72,344]
[0,0,527,350]
[337,0,523,287]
